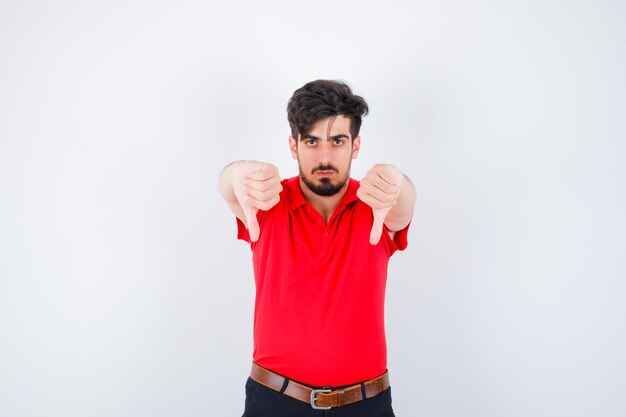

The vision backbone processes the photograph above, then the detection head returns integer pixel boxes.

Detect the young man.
[219,80,416,416]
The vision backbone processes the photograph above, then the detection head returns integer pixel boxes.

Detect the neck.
[299,178,350,223]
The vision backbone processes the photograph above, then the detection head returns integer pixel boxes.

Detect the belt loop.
[360,382,367,400]
[279,378,290,393]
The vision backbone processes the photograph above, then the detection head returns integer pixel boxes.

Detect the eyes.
[304,138,346,147]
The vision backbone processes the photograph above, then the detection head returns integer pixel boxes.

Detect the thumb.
[234,184,260,242]
[369,207,391,245]
[243,196,260,242]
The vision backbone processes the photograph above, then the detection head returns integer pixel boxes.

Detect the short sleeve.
[236,216,251,243]
[383,221,411,256]
[235,210,265,244]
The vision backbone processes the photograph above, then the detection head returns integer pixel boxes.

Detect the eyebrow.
[300,134,350,141]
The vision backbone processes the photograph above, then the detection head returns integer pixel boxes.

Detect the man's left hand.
[356,164,405,245]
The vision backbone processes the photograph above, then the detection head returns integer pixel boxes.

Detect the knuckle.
[374,200,391,210]
[262,191,277,201]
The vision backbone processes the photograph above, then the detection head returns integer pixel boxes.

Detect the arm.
[218,160,282,242]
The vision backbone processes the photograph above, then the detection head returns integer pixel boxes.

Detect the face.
[289,115,361,197]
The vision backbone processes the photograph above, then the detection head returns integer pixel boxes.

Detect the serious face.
[289,115,361,197]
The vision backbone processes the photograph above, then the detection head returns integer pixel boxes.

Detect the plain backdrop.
[1,1,625,416]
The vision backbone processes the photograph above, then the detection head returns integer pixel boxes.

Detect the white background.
[1,1,625,416]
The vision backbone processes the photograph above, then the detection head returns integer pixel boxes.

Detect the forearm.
[384,174,416,232]
[218,160,245,204]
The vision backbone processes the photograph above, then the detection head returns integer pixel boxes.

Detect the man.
[219,80,416,416]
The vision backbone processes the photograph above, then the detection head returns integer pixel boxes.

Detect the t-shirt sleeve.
[383,221,411,256]
[235,210,265,244]
[236,216,250,243]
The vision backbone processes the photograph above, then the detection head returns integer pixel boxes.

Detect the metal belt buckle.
[310,388,332,410]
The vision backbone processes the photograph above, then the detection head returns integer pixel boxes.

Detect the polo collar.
[287,176,360,211]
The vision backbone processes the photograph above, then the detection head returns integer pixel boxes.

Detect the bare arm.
[218,160,247,223]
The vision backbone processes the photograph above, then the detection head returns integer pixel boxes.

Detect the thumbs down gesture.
[356,164,406,245]
[231,161,283,242]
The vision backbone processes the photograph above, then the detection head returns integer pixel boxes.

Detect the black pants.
[241,377,396,417]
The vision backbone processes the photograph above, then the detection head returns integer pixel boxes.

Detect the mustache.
[312,164,339,174]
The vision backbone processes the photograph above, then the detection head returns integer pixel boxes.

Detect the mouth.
[315,170,335,177]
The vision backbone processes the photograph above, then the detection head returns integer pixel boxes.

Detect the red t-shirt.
[236,176,409,387]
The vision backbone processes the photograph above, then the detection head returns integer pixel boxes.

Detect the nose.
[317,141,332,165]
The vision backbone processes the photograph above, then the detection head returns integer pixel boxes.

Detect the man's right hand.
[229,161,283,242]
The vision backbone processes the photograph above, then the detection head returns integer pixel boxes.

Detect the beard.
[299,163,350,197]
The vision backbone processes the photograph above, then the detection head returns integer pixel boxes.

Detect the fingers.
[356,184,396,210]
[376,170,400,186]
[245,177,282,192]
[243,190,281,211]
[243,165,282,211]
[248,164,277,181]
[362,169,402,190]
[244,174,283,202]
[358,178,398,205]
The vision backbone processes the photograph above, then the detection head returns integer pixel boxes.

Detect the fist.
[232,161,283,242]
[356,164,404,245]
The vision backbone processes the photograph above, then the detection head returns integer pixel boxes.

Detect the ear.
[289,135,298,159]
[351,136,361,159]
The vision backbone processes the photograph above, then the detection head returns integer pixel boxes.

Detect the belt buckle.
[310,388,332,410]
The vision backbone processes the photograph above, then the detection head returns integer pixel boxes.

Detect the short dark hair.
[286,80,369,141]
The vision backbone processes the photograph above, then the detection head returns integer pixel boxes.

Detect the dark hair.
[287,80,369,141]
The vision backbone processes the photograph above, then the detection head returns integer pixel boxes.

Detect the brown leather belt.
[249,362,390,410]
